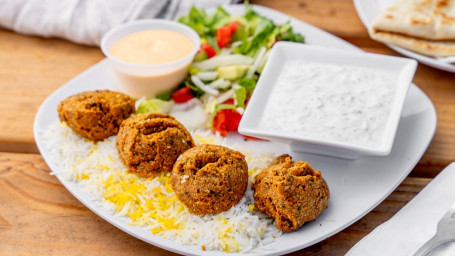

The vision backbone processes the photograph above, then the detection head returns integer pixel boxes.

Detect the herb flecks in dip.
[259,61,398,147]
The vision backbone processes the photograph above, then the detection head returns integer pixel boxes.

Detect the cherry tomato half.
[171,87,194,103]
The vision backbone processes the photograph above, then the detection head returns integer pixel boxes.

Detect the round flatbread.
[369,0,455,57]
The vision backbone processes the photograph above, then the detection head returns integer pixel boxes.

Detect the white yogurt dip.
[258,61,398,147]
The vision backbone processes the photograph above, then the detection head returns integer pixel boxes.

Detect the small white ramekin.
[101,19,201,99]
[239,42,417,159]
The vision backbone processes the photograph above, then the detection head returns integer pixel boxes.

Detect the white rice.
[42,122,282,253]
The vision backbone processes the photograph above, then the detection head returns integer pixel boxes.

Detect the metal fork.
[414,203,455,256]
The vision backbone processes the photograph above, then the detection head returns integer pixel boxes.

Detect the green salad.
[138,4,305,136]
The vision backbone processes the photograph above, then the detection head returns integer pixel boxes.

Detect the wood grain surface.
[0,0,454,255]
[0,30,104,153]
[0,152,431,256]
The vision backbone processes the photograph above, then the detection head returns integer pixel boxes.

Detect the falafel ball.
[116,113,195,177]
[57,90,135,141]
[170,144,248,215]
[252,154,329,232]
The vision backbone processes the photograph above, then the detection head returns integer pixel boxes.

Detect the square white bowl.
[238,42,417,159]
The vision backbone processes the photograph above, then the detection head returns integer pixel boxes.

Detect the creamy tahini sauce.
[259,61,397,147]
[110,30,194,65]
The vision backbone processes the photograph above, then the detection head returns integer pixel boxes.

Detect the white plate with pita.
[34,4,437,256]
[354,0,455,73]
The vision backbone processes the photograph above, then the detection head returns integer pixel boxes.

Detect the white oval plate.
[33,4,437,256]
[353,0,455,73]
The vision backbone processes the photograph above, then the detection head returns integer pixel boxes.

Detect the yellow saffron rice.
[43,122,282,253]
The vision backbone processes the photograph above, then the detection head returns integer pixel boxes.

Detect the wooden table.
[0,1,454,255]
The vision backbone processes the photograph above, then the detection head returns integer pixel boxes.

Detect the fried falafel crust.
[252,154,330,232]
[57,90,135,141]
[170,144,248,215]
[116,113,195,178]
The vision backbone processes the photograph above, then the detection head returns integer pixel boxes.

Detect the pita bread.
[370,29,455,57]
[369,0,455,57]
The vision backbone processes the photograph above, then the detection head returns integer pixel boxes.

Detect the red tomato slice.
[212,107,242,136]
[212,109,229,136]
[171,87,194,103]
[227,21,241,34]
[201,43,216,58]
[223,99,235,105]
[216,26,232,48]
[227,109,242,131]
[216,21,243,48]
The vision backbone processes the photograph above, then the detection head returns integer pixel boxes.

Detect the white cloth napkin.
[0,0,239,46]
[347,162,455,256]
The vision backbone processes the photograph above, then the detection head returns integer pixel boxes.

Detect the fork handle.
[413,234,449,256]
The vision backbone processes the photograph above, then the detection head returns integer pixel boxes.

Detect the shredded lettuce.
[178,6,231,50]
[174,3,305,133]
[154,92,172,101]
[137,99,174,114]
[237,78,256,91]
[215,104,238,112]
[235,86,247,108]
